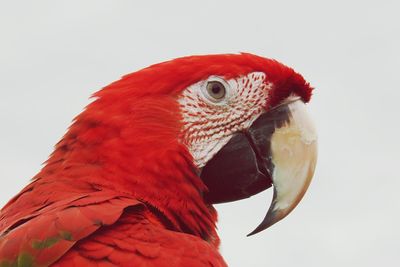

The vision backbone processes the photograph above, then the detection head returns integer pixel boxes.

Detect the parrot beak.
[200,97,317,235]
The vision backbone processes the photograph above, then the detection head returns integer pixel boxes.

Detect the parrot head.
[174,54,317,236]
[54,53,316,241]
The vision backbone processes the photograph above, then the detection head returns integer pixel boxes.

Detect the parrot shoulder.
[0,190,142,266]
[0,190,226,267]
[54,208,227,267]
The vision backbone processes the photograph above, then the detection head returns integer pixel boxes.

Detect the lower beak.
[200,98,317,235]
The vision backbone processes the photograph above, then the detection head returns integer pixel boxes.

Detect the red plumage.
[0,53,312,266]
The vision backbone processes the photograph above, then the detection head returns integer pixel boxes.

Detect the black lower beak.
[200,99,317,235]
[200,132,272,203]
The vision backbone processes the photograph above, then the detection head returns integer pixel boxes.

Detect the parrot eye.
[205,81,226,101]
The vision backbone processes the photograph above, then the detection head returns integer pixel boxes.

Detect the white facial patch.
[178,72,272,168]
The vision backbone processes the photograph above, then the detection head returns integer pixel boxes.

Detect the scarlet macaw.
[0,53,317,266]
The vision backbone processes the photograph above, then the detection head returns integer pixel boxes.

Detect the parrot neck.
[39,97,219,245]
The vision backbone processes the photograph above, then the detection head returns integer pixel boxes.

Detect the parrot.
[0,53,317,267]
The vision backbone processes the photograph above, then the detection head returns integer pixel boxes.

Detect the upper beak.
[200,97,317,235]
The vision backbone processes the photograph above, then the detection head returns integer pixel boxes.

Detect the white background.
[1,1,399,266]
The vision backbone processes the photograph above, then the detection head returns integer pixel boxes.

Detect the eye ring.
[200,76,230,104]
[206,81,226,100]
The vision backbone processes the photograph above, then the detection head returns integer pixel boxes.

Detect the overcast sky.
[1,1,399,266]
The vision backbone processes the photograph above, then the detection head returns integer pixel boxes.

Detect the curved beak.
[200,98,317,235]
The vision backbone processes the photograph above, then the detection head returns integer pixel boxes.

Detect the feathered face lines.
[178,72,271,168]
